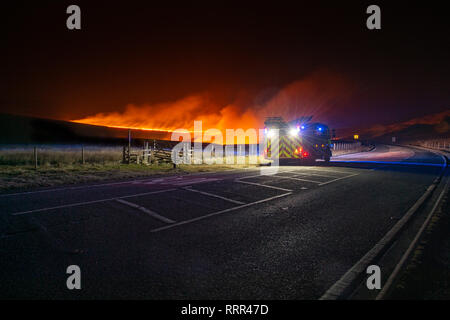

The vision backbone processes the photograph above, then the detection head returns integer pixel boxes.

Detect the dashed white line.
[318,173,359,186]
[10,188,177,216]
[293,172,344,178]
[150,192,292,233]
[0,168,253,198]
[235,179,293,192]
[183,187,245,205]
[239,173,321,184]
[115,199,175,224]
[172,178,220,186]
[271,175,322,184]
[0,180,133,197]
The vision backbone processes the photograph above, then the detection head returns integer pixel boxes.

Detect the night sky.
[1,1,449,131]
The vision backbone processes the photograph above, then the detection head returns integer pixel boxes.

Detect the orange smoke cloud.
[73,95,260,133]
[72,70,354,139]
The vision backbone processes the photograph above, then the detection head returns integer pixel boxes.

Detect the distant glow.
[72,123,198,133]
[354,134,359,140]
[318,127,323,131]
[301,125,305,130]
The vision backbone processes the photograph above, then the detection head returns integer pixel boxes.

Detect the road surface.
[0,144,446,299]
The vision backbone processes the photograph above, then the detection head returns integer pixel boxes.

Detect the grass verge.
[0,162,257,193]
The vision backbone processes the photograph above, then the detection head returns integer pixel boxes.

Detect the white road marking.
[0,168,253,198]
[240,173,321,184]
[300,167,359,175]
[0,180,134,197]
[183,187,245,205]
[272,175,322,184]
[10,188,177,216]
[318,173,359,186]
[320,165,446,300]
[150,192,292,233]
[172,178,220,186]
[293,172,344,178]
[115,199,175,224]
[376,178,449,300]
[235,179,293,192]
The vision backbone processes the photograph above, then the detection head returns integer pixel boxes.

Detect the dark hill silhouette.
[0,113,171,145]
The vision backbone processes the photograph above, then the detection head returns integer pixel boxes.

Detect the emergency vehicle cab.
[263,117,332,165]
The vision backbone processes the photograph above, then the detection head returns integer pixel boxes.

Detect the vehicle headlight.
[267,129,276,138]
[289,128,298,137]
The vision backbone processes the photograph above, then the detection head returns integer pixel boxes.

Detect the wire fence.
[410,139,450,152]
[331,141,364,155]
[332,141,362,151]
[0,145,123,166]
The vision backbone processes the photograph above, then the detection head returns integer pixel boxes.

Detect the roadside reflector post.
[81,145,85,165]
[34,147,37,170]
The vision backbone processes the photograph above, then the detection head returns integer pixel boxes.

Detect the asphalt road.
[0,144,446,299]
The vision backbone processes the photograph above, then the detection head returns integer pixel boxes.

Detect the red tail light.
[303,151,309,157]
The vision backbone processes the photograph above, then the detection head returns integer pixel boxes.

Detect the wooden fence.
[122,140,191,166]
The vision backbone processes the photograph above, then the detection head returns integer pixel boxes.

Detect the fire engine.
[263,116,332,164]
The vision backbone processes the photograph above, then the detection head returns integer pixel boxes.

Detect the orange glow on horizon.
[70,121,203,134]
[69,70,351,144]
[70,95,263,144]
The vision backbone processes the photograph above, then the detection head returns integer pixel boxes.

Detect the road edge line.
[320,158,447,300]
[376,177,449,300]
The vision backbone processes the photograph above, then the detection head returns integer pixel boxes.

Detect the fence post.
[127,129,131,164]
[81,145,85,165]
[34,146,38,170]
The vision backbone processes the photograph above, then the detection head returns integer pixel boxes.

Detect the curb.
[320,147,448,300]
